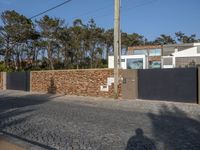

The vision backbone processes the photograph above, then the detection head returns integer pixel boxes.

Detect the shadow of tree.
[0,97,46,113]
[0,91,58,150]
[0,91,64,113]
[125,128,157,150]
[48,77,57,94]
[148,104,200,149]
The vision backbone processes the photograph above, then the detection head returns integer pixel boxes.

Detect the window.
[127,58,143,69]
[121,59,125,62]
[133,50,148,55]
[149,49,161,56]
[163,57,173,65]
[149,61,161,69]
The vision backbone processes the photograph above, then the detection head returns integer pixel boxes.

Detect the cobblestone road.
[0,90,200,150]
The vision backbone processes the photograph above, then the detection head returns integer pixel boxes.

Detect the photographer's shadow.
[125,128,157,150]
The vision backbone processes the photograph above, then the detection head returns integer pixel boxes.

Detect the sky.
[0,0,200,40]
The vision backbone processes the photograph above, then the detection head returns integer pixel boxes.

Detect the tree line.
[0,10,199,71]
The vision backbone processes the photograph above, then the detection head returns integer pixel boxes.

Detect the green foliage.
[154,34,176,45]
[188,60,196,68]
[0,10,39,71]
[0,62,12,72]
[175,31,198,43]
[0,10,199,71]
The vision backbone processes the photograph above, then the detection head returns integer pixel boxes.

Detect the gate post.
[2,72,6,90]
[29,71,32,92]
[26,72,30,91]
[198,67,200,104]
[121,69,138,100]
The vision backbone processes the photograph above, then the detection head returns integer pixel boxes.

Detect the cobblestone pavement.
[0,90,200,150]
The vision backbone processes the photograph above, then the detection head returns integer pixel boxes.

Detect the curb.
[0,132,53,150]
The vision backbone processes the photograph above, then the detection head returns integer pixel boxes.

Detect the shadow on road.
[148,104,200,149]
[125,128,157,150]
[1,91,200,150]
[0,91,58,150]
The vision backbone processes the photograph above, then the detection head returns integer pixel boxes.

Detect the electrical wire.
[30,0,73,19]
[122,0,158,14]
[29,0,157,22]
[69,2,113,21]
[73,0,158,21]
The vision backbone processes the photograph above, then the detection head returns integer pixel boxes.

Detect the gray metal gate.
[6,72,30,91]
[138,68,198,103]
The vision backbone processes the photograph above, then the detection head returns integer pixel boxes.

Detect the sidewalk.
[0,139,25,150]
[0,132,48,150]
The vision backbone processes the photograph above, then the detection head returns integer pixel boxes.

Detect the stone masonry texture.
[31,69,122,98]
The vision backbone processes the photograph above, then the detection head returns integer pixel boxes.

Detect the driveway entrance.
[6,72,30,91]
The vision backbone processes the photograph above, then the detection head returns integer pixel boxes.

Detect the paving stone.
[0,90,200,150]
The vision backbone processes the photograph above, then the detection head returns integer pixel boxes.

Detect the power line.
[69,2,113,21]
[90,0,158,20]
[30,0,73,19]
[29,0,157,22]
[122,0,158,14]
[79,0,158,21]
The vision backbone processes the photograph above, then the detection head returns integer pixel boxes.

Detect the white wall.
[172,47,200,57]
[108,55,147,69]
[108,56,114,68]
[193,43,200,46]
[162,46,200,68]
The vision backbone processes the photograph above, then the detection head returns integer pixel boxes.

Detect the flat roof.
[127,43,200,52]
[163,42,200,47]
[128,45,162,51]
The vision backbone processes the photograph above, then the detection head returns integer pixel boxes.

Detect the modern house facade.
[108,43,200,69]
[108,45,162,69]
[127,45,162,69]
[162,43,200,68]
[108,55,147,69]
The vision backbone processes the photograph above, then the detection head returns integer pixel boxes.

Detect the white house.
[109,43,200,70]
[162,43,200,68]
[108,55,147,69]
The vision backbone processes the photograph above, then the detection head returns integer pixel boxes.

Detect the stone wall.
[31,69,121,98]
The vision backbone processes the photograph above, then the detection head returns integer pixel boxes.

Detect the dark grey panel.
[138,68,198,103]
[198,67,200,104]
[7,72,30,91]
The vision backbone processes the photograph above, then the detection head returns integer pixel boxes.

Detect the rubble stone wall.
[31,69,121,98]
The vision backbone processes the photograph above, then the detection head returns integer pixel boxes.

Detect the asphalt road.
[0,90,200,150]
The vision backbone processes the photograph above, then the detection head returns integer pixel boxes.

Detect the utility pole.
[119,31,122,68]
[114,0,120,98]
[119,0,122,68]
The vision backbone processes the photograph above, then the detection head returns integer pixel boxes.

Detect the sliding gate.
[138,68,198,103]
[6,72,30,91]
